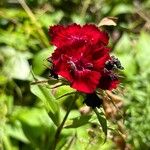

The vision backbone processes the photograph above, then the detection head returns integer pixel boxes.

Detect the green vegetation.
[0,0,150,149]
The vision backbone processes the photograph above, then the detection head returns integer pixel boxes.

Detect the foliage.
[117,31,150,149]
[0,0,150,149]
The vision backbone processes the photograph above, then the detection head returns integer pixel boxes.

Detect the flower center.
[67,60,93,72]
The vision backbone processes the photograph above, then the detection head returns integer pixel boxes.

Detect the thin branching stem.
[52,93,78,150]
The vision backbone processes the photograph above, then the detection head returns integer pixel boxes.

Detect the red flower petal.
[71,70,101,93]
[49,24,109,48]
[92,47,111,71]
[52,53,73,82]
[49,25,64,37]
[82,24,109,45]
[51,43,87,65]
[82,45,110,71]
[49,24,81,47]
[52,54,101,93]
[98,73,120,90]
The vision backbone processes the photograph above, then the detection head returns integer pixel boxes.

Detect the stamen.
[68,60,93,72]
[105,56,124,71]
[67,61,77,71]
[85,63,93,69]
[109,74,118,80]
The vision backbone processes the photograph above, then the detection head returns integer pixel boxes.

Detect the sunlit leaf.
[31,84,60,126]
[3,51,30,80]
[38,11,64,27]
[111,4,133,15]
[32,48,53,75]
[11,107,56,148]
[94,108,107,142]
[136,32,150,74]
[65,115,92,128]
[5,121,29,143]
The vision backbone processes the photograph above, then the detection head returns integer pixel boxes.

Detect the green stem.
[52,93,78,150]
[18,0,49,47]
[81,0,91,18]
[93,107,99,116]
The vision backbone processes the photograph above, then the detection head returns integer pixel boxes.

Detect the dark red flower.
[48,24,121,93]
[98,72,120,90]
[49,24,109,48]
[98,55,123,90]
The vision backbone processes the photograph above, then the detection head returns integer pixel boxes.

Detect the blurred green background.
[0,0,150,150]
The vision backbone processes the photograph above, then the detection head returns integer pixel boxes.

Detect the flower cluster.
[48,24,123,94]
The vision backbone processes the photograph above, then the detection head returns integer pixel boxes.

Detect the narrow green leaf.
[32,48,52,75]
[65,115,92,128]
[111,4,133,16]
[30,84,60,126]
[5,121,30,143]
[94,108,107,142]
[4,52,30,80]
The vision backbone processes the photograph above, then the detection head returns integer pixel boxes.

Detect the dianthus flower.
[48,24,122,93]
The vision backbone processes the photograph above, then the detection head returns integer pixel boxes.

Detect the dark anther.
[105,60,115,70]
[67,61,77,72]
[109,73,118,81]
[85,63,93,70]
[111,56,124,70]
[47,57,58,79]
[84,93,103,108]
[105,56,124,71]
